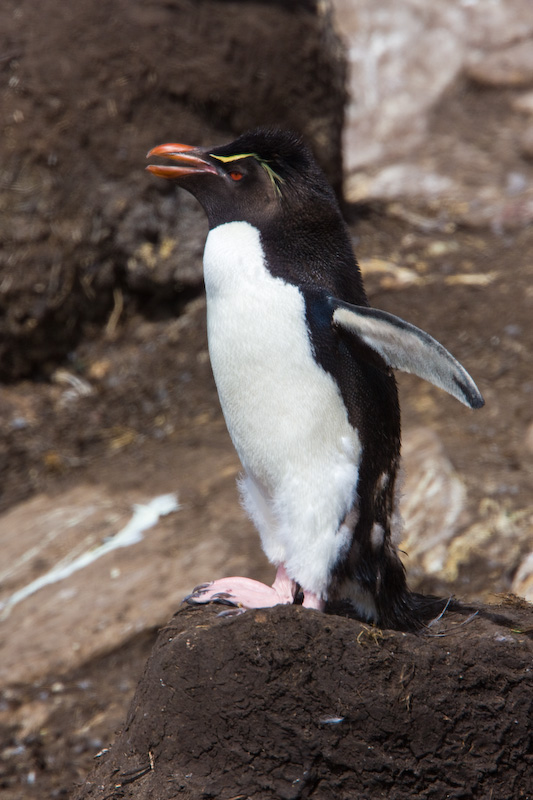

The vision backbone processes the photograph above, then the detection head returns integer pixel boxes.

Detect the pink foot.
[186,565,297,609]
[302,591,325,612]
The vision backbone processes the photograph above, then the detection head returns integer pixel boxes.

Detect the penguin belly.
[203,221,362,599]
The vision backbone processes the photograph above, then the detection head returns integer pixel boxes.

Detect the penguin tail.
[329,547,422,632]
[372,560,422,632]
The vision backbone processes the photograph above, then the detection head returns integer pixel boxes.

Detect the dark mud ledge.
[75,599,533,800]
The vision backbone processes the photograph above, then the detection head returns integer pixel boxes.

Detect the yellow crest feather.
[210,152,285,196]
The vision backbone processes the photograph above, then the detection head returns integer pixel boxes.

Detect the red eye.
[229,171,243,181]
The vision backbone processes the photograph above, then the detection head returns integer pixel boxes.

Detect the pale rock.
[466,38,533,88]
[512,551,533,602]
[454,0,533,49]
[331,0,533,224]
[400,427,467,578]
[0,475,265,688]
[512,90,533,113]
[441,500,533,591]
[345,163,456,204]
[333,0,465,172]
[333,0,533,172]
[0,487,179,686]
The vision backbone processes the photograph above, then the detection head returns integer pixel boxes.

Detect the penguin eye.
[229,170,243,181]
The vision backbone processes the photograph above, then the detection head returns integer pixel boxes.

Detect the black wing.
[329,297,484,409]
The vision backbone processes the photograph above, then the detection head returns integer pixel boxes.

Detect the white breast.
[203,221,362,597]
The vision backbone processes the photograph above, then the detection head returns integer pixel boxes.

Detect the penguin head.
[147,127,337,230]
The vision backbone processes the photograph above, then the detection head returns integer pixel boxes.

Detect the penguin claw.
[216,607,247,618]
[192,582,213,593]
[211,592,241,607]
[184,582,213,604]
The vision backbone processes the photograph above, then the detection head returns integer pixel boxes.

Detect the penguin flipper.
[329,298,484,409]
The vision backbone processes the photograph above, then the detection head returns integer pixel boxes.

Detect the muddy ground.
[77,602,533,800]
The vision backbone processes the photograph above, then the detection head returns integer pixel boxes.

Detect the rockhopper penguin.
[147,128,484,629]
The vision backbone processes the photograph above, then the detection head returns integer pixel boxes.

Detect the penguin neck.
[259,206,368,305]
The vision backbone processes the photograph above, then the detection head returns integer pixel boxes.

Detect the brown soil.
[77,603,533,800]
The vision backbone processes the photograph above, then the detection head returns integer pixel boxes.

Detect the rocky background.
[1,0,532,797]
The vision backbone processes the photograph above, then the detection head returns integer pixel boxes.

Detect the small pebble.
[504,324,521,337]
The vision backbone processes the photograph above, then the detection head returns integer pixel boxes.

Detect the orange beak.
[146,143,219,180]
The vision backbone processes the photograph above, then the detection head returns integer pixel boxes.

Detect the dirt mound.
[0,0,345,379]
[76,601,533,800]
